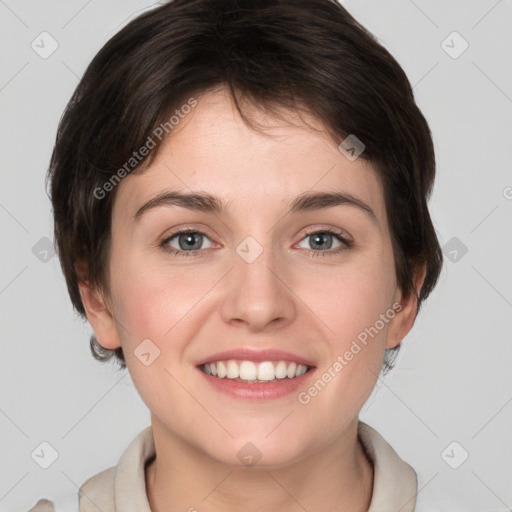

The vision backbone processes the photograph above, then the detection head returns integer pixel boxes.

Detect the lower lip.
[197,367,316,400]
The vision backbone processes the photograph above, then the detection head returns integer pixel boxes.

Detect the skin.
[79,86,423,512]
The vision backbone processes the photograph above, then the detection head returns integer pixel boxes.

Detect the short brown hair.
[47,0,443,371]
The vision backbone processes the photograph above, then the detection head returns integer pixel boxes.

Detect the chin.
[202,434,311,469]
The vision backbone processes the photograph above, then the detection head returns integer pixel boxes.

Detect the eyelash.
[160,227,353,258]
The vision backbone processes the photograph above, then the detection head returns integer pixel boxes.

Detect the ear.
[76,265,122,351]
[386,264,427,349]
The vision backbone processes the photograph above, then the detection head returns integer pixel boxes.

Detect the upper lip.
[196,348,316,367]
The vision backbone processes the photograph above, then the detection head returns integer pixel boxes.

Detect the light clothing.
[28,421,419,511]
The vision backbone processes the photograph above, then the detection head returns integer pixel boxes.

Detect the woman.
[31,0,442,509]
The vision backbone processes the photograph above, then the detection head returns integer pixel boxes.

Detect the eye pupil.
[310,232,333,250]
[179,232,202,250]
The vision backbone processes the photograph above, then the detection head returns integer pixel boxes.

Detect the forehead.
[113,88,386,223]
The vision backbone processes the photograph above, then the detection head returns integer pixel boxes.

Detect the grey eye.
[297,231,343,251]
[166,232,212,251]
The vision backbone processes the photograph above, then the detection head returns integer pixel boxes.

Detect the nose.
[220,240,297,333]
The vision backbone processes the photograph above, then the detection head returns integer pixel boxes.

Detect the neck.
[145,417,374,512]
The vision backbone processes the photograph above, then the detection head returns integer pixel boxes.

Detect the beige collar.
[78,422,417,512]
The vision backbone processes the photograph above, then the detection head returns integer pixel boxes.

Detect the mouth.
[196,348,316,400]
[200,359,312,383]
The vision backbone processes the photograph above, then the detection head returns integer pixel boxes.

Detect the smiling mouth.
[200,360,312,383]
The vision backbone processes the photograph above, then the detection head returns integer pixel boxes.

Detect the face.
[83,87,416,467]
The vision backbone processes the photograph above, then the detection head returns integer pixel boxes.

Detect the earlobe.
[77,278,122,351]
[386,264,427,349]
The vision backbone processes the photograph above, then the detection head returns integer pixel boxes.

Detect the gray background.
[1,0,511,510]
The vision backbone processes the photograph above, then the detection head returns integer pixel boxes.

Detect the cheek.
[303,252,396,340]
[107,258,200,404]
[299,250,396,393]
[109,251,206,339]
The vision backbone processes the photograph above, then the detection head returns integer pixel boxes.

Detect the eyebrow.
[134,190,376,222]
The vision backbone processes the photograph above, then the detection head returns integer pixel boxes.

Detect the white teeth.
[286,362,297,378]
[201,359,311,382]
[239,361,257,381]
[217,361,227,378]
[257,361,275,381]
[226,360,239,379]
[296,364,308,377]
[275,361,287,379]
